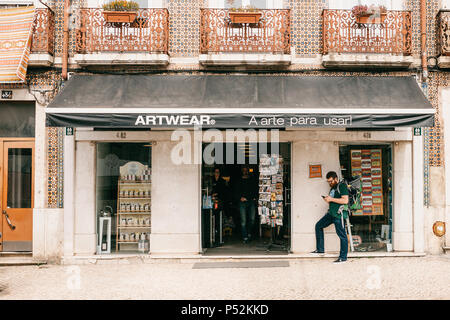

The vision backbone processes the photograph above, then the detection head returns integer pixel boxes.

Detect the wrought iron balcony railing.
[31,8,55,55]
[322,9,412,55]
[200,9,291,54]
[75,8,169,54]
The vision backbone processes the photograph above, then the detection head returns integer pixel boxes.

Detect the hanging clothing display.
[258,154,284,227]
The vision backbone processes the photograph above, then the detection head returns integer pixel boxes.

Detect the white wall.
[443,0,450,10]
[73,141,97,255]
[150,138,201,254]
[290,141,342,253]
[441,87,450,250]
[392,141,414,251]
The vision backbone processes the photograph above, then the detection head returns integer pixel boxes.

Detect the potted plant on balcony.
[227,0,262,24]
[102,0,139,23]
[352,4,387,24]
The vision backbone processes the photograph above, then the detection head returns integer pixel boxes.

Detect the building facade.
[0,0,449,263]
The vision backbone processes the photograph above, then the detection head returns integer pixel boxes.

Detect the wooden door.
[1,141,34,252]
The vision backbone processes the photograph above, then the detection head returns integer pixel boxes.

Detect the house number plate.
[1,90,12,99]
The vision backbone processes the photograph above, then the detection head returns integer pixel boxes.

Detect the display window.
[96,143,152,254]
[201,142,291,255]
[339,144,393,252]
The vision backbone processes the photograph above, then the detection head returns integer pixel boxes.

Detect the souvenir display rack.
[258,154,285,251]
[116,162,151,252]
[350,149,384,216]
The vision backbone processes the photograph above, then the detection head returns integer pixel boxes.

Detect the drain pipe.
[421,0,428,81]
[62,0,69,80]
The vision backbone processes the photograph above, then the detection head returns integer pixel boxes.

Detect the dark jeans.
[315,212,348,260]
[213,209,223,246]
[239,200,256,240]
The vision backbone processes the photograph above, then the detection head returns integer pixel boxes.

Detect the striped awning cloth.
[0,6,35,83]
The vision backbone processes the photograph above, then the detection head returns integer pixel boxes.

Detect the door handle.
[2,210,16,230]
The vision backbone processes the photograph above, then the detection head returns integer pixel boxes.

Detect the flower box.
[103,11,137,23]
[229,12,262,24]
[356,12,387,24]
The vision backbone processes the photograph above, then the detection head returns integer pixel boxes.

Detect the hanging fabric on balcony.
[45,75,435,128]
[0,6,35,83]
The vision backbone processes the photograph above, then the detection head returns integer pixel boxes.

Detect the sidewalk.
[0,256,449,300]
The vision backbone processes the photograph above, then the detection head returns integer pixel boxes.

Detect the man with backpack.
[311,171,349,263]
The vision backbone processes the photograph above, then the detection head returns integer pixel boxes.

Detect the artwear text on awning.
[45,75,435,128]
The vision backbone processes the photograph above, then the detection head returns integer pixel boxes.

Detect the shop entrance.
[0,140,34,252]
[201,142,291,255]
[339,144,393,252]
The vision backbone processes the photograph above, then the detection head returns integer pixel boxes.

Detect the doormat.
[192,261,289,269]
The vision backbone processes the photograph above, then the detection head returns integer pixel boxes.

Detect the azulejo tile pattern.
[290,0,326,56]
[47,127,64,208]
[427,71,444,168]
[168,0,204,57]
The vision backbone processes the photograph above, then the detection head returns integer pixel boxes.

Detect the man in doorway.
[212,167,227,207]
[311,171,349,263]
[234,166,258,244]
[211,167,228,246]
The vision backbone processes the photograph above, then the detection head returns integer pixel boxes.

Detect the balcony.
[74,8,169,66]
[322,9,413,69]
[199,9,291,66]
[29,8,55,67]
[438,10,450,68]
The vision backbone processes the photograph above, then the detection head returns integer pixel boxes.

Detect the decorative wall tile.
[168,0,203,57]
[290,0,327,56]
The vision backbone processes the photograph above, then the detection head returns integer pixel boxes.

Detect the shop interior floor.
[203,236,289,256]
[192,260,290,269]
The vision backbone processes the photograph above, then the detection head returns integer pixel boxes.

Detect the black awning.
[46,75,435,128]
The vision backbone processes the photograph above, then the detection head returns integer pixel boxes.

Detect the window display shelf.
[116,161,152,253]
[118,211,151,214]
[119,181,152,185]
[118,225,151,228]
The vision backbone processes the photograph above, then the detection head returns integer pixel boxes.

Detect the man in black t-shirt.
[311,171,349,263]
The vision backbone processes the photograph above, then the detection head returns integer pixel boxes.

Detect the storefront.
[46,74,434,258]
[201,142,291,255]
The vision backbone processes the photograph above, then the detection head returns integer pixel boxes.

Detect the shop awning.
[0,6,35,83]
[46,75,435,128]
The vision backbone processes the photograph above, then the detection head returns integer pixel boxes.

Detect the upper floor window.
[208,0,284,9]
[0,0,43,8]
[92,0,165,8]
[329,0,404,10]
[443,0,450,10]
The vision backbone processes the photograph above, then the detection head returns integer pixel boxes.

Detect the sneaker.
[310,250,325,255]
[333,258,347,263]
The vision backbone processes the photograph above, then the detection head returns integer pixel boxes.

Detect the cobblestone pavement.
[0,256,449,300]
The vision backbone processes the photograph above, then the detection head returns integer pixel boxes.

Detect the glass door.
[1,141,34,252]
